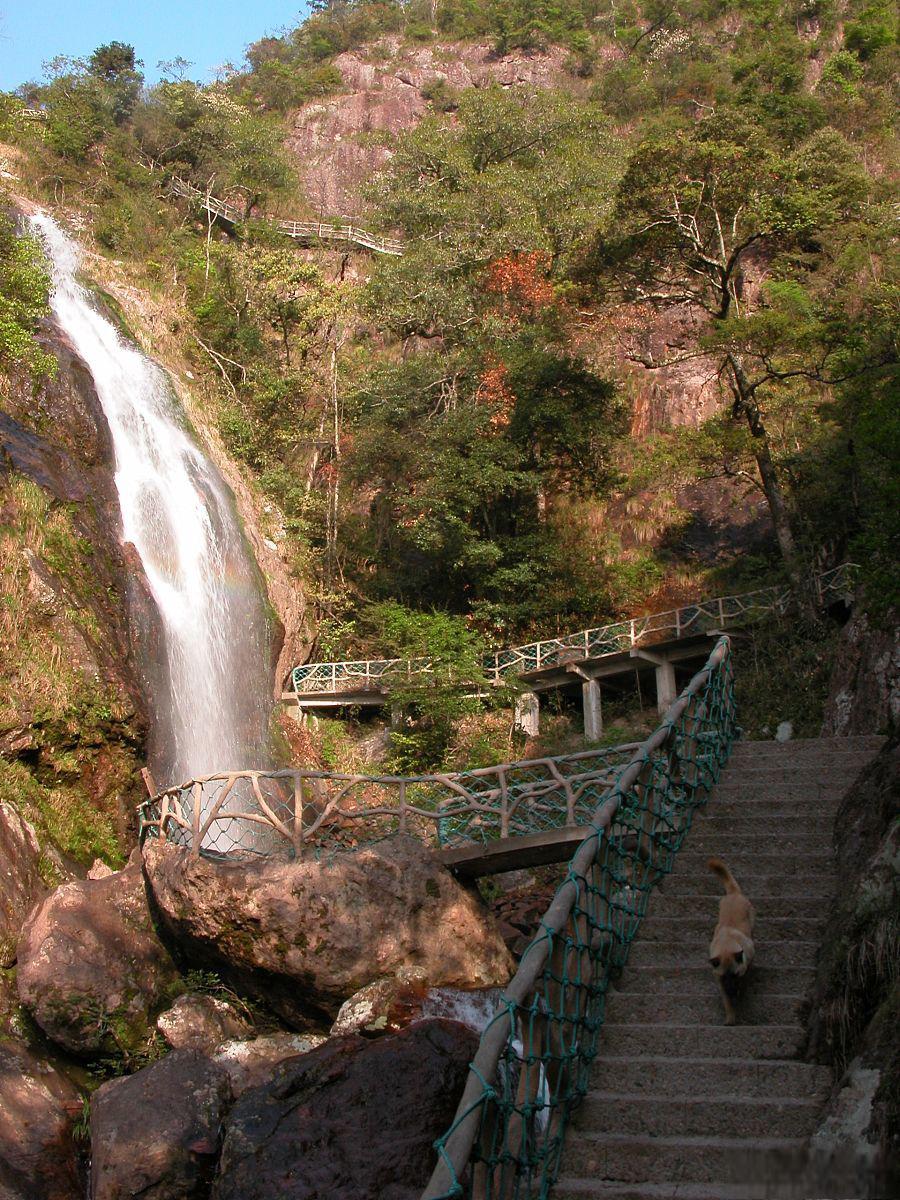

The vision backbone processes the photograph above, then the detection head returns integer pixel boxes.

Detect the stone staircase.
[554,735,886,1200]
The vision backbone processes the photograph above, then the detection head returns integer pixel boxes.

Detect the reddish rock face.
[143,835,514,1025]
[0,801,47,967]
[286,39,569,215]
[0,1041,82,1200]
[212,1019,478,1200]
[213,1032,328,1097]
[90,1048,232,1200]
[16,856,179,1056]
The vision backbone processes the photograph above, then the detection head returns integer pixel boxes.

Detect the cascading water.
[30,214,272,804]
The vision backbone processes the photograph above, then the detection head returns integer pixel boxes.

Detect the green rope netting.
[424,638,737,1200]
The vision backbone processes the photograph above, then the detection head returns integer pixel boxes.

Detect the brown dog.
[707,857,755,1025]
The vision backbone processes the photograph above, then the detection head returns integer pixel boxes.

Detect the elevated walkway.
[285,566,855,740]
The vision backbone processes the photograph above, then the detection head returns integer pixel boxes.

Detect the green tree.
[0,214,54,379]
[592,115,870,606]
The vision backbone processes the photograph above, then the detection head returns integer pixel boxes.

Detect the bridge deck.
[282,632,717,708]
[436,824,595,877]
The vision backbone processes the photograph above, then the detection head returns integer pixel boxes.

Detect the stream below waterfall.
[30,213,272,801]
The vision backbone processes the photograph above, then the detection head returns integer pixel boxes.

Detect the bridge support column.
[655,659,677,714]
[582,679,603,742]
[390,704,404,732]
[514,692,540,738]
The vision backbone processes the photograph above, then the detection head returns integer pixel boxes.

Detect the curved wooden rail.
[169,176,405,256]
[138,739,642,859]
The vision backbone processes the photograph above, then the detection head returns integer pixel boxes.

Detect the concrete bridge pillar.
[582,679,603,741]
[655,658,677,714]
[514,692,540,737]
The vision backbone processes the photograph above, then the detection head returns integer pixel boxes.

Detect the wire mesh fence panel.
[421,636,736,1200]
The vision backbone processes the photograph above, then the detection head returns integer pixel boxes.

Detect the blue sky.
[0,1,311,91]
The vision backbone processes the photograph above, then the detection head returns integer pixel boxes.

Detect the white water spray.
[30,214,271,787]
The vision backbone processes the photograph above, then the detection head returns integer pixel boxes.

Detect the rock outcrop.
[212,1019,477,1200]
[0,801,47,966]
[17,856,179,1055]
[287,38,570,215]
[143,835,513,1024]
[823,605,899,736]
[213,1032,327,1096]
[90,1048,231,1200]
[0,1041,82,1200]
[156,993,251,1053]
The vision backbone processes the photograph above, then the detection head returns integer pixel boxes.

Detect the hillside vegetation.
[1,0,897,770]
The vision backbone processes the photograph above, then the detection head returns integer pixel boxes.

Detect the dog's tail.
[708,857,741,895]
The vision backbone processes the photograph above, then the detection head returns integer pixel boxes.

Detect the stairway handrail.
[421,634,736,1199]
[290,563,856,695]
[168,175,404,255]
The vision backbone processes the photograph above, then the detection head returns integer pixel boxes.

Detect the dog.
[707,857,755,1025]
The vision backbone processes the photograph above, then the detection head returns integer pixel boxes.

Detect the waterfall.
[30,214,272,794]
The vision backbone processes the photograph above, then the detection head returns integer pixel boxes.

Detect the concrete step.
[620,964,815,996]
[587,1055,830,1100]
[575,1089,819,1138]
[562,1130,809,1185]
[604,989,808,1025]
[659,872,833,899]
[680,832,831,856]
[705,792,844,811]
[648,894,831,920]
[726,749,879,770]
[674,850,834,874]
[629,940,819,968]
[711,764,864,783]
[729,734,884,755]
[688,814,836,838]
[598,1023,805,1059]
[553,1175,813,1199]
[639,912,826,940]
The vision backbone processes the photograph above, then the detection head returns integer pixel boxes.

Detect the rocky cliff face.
[287,38,572,216]
[0,304,155,870]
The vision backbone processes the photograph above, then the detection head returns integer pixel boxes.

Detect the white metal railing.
[169,176,404,256]
[290,564,856,695]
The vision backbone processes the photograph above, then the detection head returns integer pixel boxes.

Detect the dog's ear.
[734,950,744,963]
[709,957,720,968]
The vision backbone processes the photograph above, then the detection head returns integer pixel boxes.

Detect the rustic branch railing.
[169,176,405,256]
[291,563,855,695]
[138,740,643,859]
[421,635,736,1200]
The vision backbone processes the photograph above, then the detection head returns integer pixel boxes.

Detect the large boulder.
[0,800,48,967]
[212,1019,478,1200]
[823,605,899,735]
[17,856,179,1055]
[0,1041,82,1200]
[143,836,513,1025]
[90,1049,232,1200]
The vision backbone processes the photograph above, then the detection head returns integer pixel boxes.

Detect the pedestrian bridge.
[139,638,733,878]
[284,566,854,739]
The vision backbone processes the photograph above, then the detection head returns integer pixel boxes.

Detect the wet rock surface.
[212,1019,477,1200]
[143,835,513,1025]
[156,993,251,1052]
[17,856,179,1055]
[329,969,429,1037]
[0,1040,82,1200]
[90,1048,231,1200]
